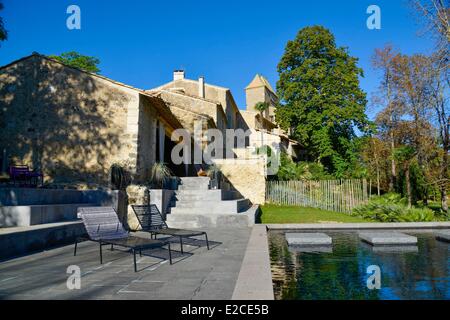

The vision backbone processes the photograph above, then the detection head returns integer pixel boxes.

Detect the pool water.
[269,231,450,300]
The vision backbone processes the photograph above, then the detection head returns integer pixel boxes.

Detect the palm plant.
[254,102,270,129]
[149,162,173,189]
[255,102,270,149]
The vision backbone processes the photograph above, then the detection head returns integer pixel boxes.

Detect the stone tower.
[245,74,277,121]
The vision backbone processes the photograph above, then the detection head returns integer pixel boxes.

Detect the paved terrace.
[0,228,251,300]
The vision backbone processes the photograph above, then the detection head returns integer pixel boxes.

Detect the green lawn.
[260,204,371,224]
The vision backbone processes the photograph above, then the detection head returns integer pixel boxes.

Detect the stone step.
[178,177,211,190]
[0,221,86,261]
[179,177,210,183]
[170,199,251,214]
[359,232,418,245]
[174,190,241,201]
[174,190,222,201]
[0,203,96,227]
[436,231,450,243]
[178,184,210,191]
[166,213,250,229]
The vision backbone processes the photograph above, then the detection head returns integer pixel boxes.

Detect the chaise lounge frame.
[131,204,209,254]
[75,206,172,272]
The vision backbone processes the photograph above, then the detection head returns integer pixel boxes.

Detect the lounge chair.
[131,204,209,254]
[74,207,172,272]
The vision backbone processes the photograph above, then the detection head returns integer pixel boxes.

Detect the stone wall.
[249,129,282,150]
[125,184,174,230]
[245,85,264,113]
[156,80,244,132]
[134,96,158,181]
[0,55,142,186]
[159,90,226,130]
[213,157,266,204]
[168,104,215,133]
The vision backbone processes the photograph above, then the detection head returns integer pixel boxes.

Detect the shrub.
[149,162,173,189]
[352,193,439,222]
[276,152,332,181]
[110,163,132,190]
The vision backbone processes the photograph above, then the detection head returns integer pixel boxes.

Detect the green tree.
[49,51,101,73]
[0,1,7,43]
[276,26,370,176]
[394,146,417,208]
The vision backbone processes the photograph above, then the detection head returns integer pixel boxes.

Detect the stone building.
[0,54,300,203]
[0,53,183,186]
[245,73,278,122]
[150,70,249,134]
[242,74,301,160]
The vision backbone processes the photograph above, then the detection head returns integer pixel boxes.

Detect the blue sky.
[0,0,435,119]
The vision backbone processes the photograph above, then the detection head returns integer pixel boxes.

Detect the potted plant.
[206,164,221,189]
[110,162,132,190]
[149,162,174,189]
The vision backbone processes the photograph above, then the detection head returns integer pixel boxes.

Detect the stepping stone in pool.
[436,230,450,243]
[370,244,418,253]
[285,233,332,246]
[289,245,333,253]
[359,232,417,245]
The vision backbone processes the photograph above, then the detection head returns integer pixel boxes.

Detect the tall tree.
[411,0,449,213]
[391,54,432,161]
[412,0,450,46]
[361,136,390,196]
[49,52,101,73]
[427,53,449,212]
[275,26,369,176]
[0,1,7,43]
[411,0,449,88]
[372,45,401,191]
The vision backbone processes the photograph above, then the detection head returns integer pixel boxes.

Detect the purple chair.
[9,165,43,186]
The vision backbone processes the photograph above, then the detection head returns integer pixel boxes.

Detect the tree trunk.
[376,166,381,196]
[387,76,396,192]
[405,165,412,209]
[390,130,396,192]
[441,150,448,213]
[440,185,448,213]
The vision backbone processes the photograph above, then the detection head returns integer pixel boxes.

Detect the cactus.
[110,163,131,190]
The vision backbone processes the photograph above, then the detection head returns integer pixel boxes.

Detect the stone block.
[288,246,333,253]
[285,233,332,246]
[359,232,417,245]
[436,230,450,242]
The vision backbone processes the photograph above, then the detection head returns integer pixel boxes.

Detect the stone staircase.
[166,177,254,228]
[0,188,120,260]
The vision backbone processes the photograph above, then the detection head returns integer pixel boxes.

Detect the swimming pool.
[269,230,449,300]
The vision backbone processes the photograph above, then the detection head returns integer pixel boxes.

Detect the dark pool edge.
[232,225,275,300]
[265,222,450,231]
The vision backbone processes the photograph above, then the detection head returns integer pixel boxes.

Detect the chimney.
[173,70,185,81]
[198,76,205,98]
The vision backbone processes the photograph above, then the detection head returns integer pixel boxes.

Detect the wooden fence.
[265,179,368,213]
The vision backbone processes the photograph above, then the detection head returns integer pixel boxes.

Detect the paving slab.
[0,227,251,300]
[285,232,332,246]
[232,225,274,300]
[435,230,450,242]
[359,232,417,245]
